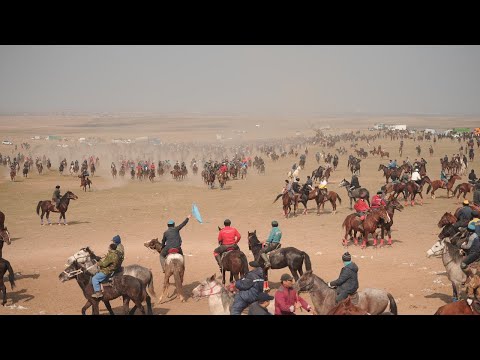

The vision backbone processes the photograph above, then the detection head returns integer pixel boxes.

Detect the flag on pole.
[192,203,203,224]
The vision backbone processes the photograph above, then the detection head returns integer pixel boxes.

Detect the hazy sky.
[1,45,479,116]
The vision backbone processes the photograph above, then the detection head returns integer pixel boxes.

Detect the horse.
[90,163,96,176]
[0,228,11,259]
[327,295,369,315]
[434,299,480,315]
[426,236,467,301]
[377,198,404,246]
[294,271,397,315]
[426,174,462,199]
[9,168,15,181]
[342,207,391,248]
[143,238,185,303]
[247,230,311,281]
[338,179,370,209]
[0,259,15,306]
[79,175,92,192]
[36,190,78,225]
[59,259,152,315]
[22,166,28,178]
[111,167,117,179]
[403,176,432,206]
[148,169,155,182]
[316,189,342,214]
[68,247,158,303]
[273,192,299,218]
[453,183,475,200]
[192,274,235,315]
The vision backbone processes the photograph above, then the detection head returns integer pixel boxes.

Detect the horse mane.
[445,241,464,263]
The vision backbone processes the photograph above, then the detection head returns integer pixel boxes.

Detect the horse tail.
[342,216,349,229]
[36,201,42,215]
[302,252,312,271]
[146,270,158,302]
[239,252,249,277]
[426,184,432,194]
[5,260,15,290]
[453,184,461,196]
[273,193,283,203]
[387,292,397,315]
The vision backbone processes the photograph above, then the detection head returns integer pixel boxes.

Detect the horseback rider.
[327,252,359,304]
[387,159,397,169]
[259,220,282,269]
[474,184,480,206]
[319,177,328,195]
[159,215,191,273]
[292,177,301,196]
[112,234,124,262]
[454,199,473,231]
[215,219,241,271]
[411,168,422,191]
[283,179,295,201]
[401,170,410,183]
[460,223,480,272]
[91,242,123,298]
[469,169,478,184]
[440,169,448,189]
[350,174,360,191]
[354,192,370,231]
[52,185,62,210]
[371,190,386,209]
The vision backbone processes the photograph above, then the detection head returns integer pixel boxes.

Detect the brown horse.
[327,296,369,315]
[79,175,92,192]
[316,190,342,214]
[111,167,117,178]
[377,198,404,246]
[10,168,15,182]
[453,182,475,200]
[342,207,391,248]
[426,174,462,199]
[90,163,96,176]
[274,192,299,218]
[434,299,480,315]
[0,259,16,306]
[438,212,457,228]
[403,176,432,206]
[36,190,78,225]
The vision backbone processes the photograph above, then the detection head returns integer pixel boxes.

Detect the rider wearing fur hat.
[328,252,359,304]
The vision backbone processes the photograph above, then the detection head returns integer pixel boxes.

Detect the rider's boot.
[260,253,271,269]
[92,291,103,299]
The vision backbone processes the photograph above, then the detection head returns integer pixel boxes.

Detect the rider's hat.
[463,199,470,205]
[249,260,261,268]
[377,190,383,194]
[468,223,476,231]
[167,219,175,226]
[271,220,279,227]
[280,273,294,282]
[56,185,60,188]
[296,177,300,181]
[342,252,352,262]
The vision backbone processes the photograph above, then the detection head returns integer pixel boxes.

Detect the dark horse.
[36,190,78,225]
[403,176,432,206]
[79,175,92,192]
[338,179,370,209]
[0,259,15,306]
[247,230,311,282]
[59,258,152,315]
[217,227,249,285]
[0,211,11,259]
[377,197,404,246]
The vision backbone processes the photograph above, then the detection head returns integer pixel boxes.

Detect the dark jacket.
[330,262,359,296]
[161,218,189,250]
[350,176,360,189]
[474,190,480,205]
[458,206,473,222]
[469,172,478,182]
[292,181,301,193]
[235,267,264,303]
[462,233,480,265]
[248,302,272,315]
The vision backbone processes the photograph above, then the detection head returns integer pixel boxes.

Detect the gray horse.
[426,236,467,301]
[338,179,370,209]
[294,270,397,315]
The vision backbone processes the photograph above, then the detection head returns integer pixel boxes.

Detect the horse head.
[388,199,404,212]
[0,228,11,245]
[426,239,445,258]
[294,270,315,293]
[144,238,160,250]
[63,191,78,200]
[247,230,259,250]
[338,179,348,188]
[192,274,224,299]
[438,212,456,228]
[58,261,83,282]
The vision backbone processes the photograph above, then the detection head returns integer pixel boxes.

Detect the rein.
[196,283,223,298]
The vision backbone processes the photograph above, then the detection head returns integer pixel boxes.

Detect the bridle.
[195,282,223,298]
[297,277,315,293]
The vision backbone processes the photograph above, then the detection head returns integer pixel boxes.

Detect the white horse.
[192,274,275,315]
[287,167,301,180]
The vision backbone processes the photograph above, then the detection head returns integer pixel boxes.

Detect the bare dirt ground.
[0,114,478,315]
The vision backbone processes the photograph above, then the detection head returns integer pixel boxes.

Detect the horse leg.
[46,211,51,225]
[81,300,91,315]
[289,266,299,281]
[387,227,393,245]
[330,198,336,214]
[1,284,6,306]
[132,298,146,315]
[452,281,460,302]
[104,300,115,315]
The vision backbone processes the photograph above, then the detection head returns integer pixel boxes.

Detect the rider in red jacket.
[370,191,386,209]
[354,193,370,231]
[214,219,241,271]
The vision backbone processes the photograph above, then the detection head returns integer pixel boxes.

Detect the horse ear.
[209,274,216,281]
[254,230,256,234]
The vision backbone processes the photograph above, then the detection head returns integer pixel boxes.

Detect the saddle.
[220,247,238,262]
[349,292,360,305]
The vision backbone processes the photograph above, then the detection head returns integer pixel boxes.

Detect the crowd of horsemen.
[6,129,480,314]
